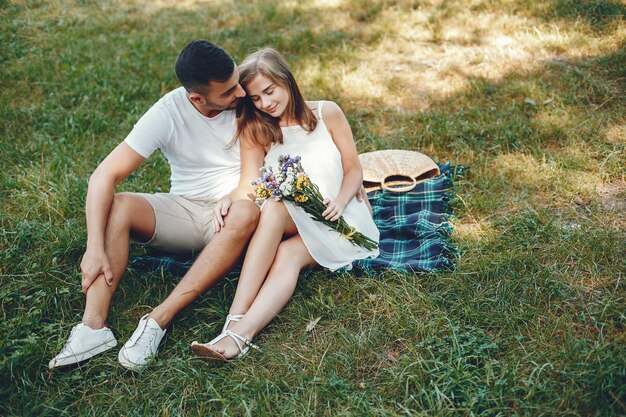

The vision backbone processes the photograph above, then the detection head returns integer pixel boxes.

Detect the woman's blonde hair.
[235,47,317,147]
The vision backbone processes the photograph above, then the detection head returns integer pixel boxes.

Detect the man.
[49,40,259,371]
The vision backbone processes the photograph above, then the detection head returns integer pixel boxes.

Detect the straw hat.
[359,150,440,193]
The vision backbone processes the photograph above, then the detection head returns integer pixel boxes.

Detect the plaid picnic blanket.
[129,163,463,276]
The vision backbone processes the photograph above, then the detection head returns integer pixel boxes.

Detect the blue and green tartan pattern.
[130,163,463,276]
[356,163,458,272]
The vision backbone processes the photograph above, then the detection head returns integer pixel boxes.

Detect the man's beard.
[205,97,239,111]
[225,98,239,110]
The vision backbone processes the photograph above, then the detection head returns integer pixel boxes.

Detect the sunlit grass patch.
[451,219,497,251]
[285,0,626,113]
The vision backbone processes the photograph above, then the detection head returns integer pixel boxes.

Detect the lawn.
[1,0,625,416]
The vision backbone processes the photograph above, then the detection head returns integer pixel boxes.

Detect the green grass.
[1,0,625,415]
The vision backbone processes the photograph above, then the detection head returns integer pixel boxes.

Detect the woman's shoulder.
[305,100,343,121]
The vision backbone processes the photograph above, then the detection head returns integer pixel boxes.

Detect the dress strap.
[317,101,325,120]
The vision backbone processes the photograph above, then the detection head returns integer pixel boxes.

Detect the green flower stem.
[287,184,378,251]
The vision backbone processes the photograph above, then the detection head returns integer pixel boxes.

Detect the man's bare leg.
[114,199,259,370]
[82,192,156,329]
[148,200,259,328]
[49,192,156,369]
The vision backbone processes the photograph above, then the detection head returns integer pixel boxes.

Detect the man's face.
[188,66,246,117]
[201,67,246,111]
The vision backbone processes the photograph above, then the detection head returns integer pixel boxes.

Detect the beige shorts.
[136,193,217,255]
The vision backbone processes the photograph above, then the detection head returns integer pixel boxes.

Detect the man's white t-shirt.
[125,87,241,200]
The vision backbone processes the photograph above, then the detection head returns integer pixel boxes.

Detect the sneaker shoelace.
[58,325,82,355]
[133,325,159,353]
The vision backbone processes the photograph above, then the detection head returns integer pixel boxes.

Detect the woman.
[191,48,379,360]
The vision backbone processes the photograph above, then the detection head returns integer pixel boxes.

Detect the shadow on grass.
[551,0,626,31]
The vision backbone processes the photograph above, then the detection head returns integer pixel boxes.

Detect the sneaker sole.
[118,347,154,371]
[49,338,117,369]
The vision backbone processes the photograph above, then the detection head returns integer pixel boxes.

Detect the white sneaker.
[48,323,117,369]
[118,314,166,371]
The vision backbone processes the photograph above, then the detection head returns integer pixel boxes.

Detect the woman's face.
[245,74,290,119]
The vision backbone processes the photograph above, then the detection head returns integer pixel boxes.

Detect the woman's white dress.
[263,101,379,271]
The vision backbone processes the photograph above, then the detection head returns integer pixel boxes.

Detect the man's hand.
[213,196,232,233]
[80,249,113,294]
[322,198,347,222]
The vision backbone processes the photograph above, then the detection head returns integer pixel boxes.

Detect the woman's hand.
[213,196,233,233]
[322,198,347,222]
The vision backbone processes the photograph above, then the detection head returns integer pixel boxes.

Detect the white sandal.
[191,330,259,362]
[222,314,243,333]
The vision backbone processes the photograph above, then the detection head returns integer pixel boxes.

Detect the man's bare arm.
[81,142,146,293]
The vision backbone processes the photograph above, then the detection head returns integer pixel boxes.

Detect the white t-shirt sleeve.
[124,102,173,158]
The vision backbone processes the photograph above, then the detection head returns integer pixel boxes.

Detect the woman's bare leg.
[204,235,315,359]
[227,200,297,319]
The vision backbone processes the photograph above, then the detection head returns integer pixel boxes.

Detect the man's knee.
[108,193,155,240]
[224,200,260,236]
[108,193,135,227]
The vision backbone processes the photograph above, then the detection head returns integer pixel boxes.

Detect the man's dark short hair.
[175,40,235,94]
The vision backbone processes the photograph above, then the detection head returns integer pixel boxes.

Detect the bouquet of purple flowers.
[251,155,378,251]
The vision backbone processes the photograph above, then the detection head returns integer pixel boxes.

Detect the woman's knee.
[274,240,309,270]
[258,200,289,226]
[262,199,288,215]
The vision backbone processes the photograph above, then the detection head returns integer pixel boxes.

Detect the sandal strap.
[222,314,244,333]
[205,329,258,360]
[206,331,245,356]
[224,330,259,351]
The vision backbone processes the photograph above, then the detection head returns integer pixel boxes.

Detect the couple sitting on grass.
[49,40,379,370]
